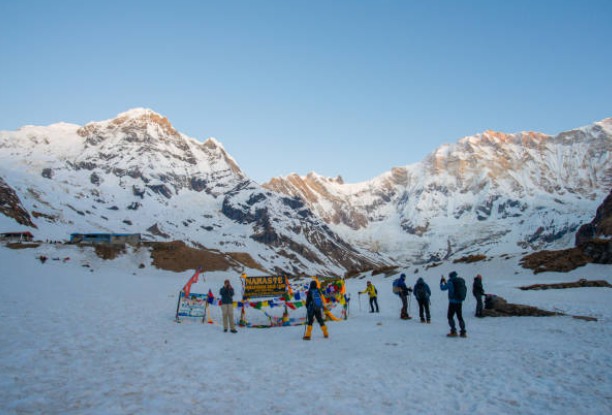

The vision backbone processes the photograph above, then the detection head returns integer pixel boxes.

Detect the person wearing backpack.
[472,274,486,318]
[303,280,329,340]
[393,274,412,320]
[413,277,431,323]
[440,271,467,338]
[359,281,379,313]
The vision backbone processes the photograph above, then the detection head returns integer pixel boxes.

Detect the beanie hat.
[449,271,457,279]
[400,273,406,279]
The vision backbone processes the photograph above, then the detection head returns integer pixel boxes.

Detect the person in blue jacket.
[395,274,412,320]
[440,271,467,338]
[303,280,329,340]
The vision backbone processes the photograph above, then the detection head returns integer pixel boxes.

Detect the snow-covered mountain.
[1,109,610,273]
[264,119,612,263]
[0,109,385,276]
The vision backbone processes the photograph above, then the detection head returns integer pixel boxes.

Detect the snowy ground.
[0,243,610,415]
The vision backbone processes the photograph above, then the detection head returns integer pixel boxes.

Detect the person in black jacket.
[472,274,485,318]
[219,280,237,333]
[413,277,431,323]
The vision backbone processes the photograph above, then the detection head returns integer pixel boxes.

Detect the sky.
[1,0,611,184]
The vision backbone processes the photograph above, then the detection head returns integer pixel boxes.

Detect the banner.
[176,292,207,318]
[243,275,287,298]
[175,277,350,326]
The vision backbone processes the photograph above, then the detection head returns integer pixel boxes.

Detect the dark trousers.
[447,302,466,333]
[475,294,484,317]
[400,293,409,318]
[307,306,325,326]
[369,297,379,312]
[417,299,430,321]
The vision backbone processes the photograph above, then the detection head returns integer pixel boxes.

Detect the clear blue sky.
[1,1,611,184]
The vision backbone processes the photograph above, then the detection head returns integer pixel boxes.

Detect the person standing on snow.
[472,274,485,318]
[440,271,467,338]
[359,281,379,313]
[413,277,431,323]
[219,279,237,333]
[303,280,329,340]
[394,274,413,320]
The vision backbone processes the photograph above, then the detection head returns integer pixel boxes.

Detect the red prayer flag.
[182,268,201,297]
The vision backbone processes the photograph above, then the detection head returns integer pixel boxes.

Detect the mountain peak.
[78,108,180,142]
[116,107,160,119]
[111,108,175,133]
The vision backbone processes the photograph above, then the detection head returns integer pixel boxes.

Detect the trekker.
[413,277,431,323]
[359,281,379,313]
[440,271,467,338]
[219,279,237,333]
[394,274,412,320]
[303,280,329,340]
[473,274,485,318]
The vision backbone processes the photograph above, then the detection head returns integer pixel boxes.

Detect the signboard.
[176,292,207,318]
[243,275,287,298]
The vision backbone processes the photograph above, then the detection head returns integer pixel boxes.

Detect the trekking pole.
[408,294,412,317]
[303,305,309,337]
[358,293,362,311]
[346,293,351,319]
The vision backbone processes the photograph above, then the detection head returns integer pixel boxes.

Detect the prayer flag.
[182,268,202,297]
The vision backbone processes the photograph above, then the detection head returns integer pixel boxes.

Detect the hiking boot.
[460,331,467,338]
[426,320,431,324]
[447,331,458,337]
[224,329,228,332]
[303,325,313,340]
[231,329,237,333]
[420,318,426,323]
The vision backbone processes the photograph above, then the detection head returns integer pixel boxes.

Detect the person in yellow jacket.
[359,281,379,313]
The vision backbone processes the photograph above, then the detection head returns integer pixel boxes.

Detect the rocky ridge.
[0,109,385,276]
[1,110,611,275]
[264,119,612,262]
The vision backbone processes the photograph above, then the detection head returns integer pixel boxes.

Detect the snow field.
[0,245,610,414]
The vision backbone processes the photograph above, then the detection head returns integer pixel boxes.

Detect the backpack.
[392,278,401,295]
[311,289,323,308]
[414,283,428,301]
[452,277,467,301]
